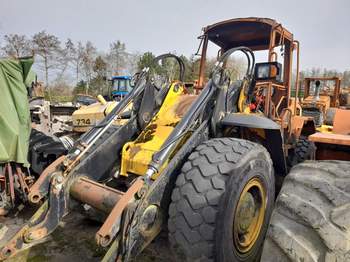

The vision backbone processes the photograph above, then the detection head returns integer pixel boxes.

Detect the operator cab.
[198,18,296,119]
[303,77,341,108]
[111,75,133,101]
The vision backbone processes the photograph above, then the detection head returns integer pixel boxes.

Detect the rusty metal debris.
[0,164,35,215]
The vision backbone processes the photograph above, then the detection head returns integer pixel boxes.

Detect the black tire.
[289,137,314,167]
[261,161,350,262]
[168,138,275,262]
[28,129,69,175]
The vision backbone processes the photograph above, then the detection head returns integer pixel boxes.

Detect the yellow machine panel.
[238,81,251,113]
[120,82,196,179]
[72,101,116,132]
[72,99,130,132]
[316,124,333,134]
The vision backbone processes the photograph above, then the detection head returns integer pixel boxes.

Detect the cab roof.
[203,17,293,51]
[111,75,131,80]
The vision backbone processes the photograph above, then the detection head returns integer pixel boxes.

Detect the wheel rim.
[233,177,267,254]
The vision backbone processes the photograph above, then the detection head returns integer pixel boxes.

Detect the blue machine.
[111,75,132,100]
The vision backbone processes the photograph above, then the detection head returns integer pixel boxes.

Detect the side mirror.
[254,62,282,82]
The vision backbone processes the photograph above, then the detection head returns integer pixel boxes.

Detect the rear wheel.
[289,137,314,167]
[261,161,350,262]
[168,138,275,261]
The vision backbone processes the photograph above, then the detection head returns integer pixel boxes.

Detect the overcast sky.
[1,0,349,71]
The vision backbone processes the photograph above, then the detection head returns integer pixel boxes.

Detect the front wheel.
[168,138,275,261]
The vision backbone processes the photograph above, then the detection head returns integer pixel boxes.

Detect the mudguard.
[221,113,281,130]
[221,113,287,175]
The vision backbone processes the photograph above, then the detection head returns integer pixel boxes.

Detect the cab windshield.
[309,80,335,96]
[112,79,132,93]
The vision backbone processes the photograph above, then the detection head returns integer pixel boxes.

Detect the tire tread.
[168,138,271,261]
[262,161,350,262]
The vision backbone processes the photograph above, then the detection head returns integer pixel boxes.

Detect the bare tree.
[54,39,75,82]
[66,40,85,83]
[107,40,127,75]
[2,34,32,58]
[74,42,85,83]
[226,56,247,80]
[93,55,107,94]
[32,31,61,89]
[125,52,140,75]
[81,41,97,93]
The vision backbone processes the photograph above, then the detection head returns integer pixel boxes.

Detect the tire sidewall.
[216,155,275,262]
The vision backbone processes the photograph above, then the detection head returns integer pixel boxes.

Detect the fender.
[220,113,281,130]
[221,113,287,175]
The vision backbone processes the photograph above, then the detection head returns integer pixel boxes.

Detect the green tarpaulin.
[0,57,34,167]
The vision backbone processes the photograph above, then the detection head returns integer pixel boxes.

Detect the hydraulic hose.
[153,53,186,82]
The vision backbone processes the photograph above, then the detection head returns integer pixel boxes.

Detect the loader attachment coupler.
[0,70,149,259]
[0,177,144,260]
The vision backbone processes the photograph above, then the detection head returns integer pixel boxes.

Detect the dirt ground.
[2,211,175,262]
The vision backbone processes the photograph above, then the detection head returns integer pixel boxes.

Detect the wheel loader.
[0,17,330,262]
[300,76,342,126]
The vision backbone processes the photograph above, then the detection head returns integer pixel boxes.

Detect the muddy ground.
[3,211,175,262]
